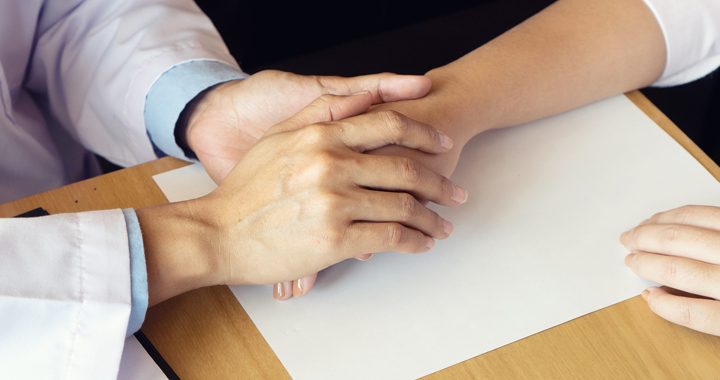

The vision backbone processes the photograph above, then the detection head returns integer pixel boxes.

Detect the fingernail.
[295,278,305,296]
[357,253,374,261]
[451,185,468,204]
[426,238,435,250]
[641,289,649,300]
[442,219,454,236]
[274,283,284,299]
[624,253,635,267]
[439,133,454,150]
[620,229,632,246]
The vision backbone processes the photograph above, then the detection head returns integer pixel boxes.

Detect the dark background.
[196,0,720,161]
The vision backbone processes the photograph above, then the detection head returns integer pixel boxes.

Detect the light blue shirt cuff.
[122,208,148,336]
[144,60,248,160]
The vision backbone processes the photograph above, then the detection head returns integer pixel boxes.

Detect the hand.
[184,70,432,182]
[137,92,466,304]
[621,205,720,336]
[278,89,474,300]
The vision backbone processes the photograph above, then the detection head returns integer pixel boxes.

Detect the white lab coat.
[0,1,236,379]
[1,0,719,379]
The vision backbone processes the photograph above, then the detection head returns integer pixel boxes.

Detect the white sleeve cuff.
[644,0,720,87]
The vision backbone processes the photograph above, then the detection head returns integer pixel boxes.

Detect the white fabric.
[0,1,236,379]
[0,0,238,204]
[645,0,720,86]
[0,210,131,379]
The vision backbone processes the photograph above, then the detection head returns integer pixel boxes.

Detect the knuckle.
[397,193,418,219]
[662,259,680,282]
[317,190,342,209]
[649,211,663,222]
[324,228,345,248]
[316,93,336,105]
[317,229,344,251]
[385,223,406,248]
[381,110,408,137]
[308,150,339,180]
[659,226,680,245]
[316,191,345,221]
[671,206,696,224]
[301,124,331,144]
[676,300,694,326]
[440,177,454,199]
[398,158,421,184]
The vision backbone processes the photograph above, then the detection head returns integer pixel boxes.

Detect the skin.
[137,93,467,305]
[184,70,433,182]
[146,0,718,335]
[622,206,720,336]
[284,0,670,299]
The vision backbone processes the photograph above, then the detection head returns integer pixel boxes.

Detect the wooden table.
[2,91,719,379]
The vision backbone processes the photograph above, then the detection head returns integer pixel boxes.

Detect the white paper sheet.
[153,95,720,379]
[118,336,168,380]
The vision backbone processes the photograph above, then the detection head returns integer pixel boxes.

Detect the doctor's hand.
[137,92,465,305]
[622,205,720,336]
[182,70,432,182]
[279,93,475,300]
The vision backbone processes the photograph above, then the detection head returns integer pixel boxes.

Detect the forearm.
[136,202,219,305]
[416,0,666,144]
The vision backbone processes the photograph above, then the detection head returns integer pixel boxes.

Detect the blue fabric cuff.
[122,208,149,336]
[144,60,248,160]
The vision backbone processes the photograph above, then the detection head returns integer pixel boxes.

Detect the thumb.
[268,92,373,134]
[317,73,432,104]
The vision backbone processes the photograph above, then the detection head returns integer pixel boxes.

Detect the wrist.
[136,201,220,305]
[183,80,241,156]
[424,66,500,142]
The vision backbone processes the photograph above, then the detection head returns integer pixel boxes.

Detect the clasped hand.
[187,92,466,298]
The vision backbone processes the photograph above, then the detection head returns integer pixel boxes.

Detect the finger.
[269,92,373,134]
[342,222,435,255]
[316,73,432,104]
[273,281,293,301]
[353,190,453,239]
[641,205,720,231]
[353,155,467,206]
[356,253,374,261]
[642,287,720,336]
[335,110,453,153]
[620,224,720,265]
[292,273,318,298]
[626,252,720,300]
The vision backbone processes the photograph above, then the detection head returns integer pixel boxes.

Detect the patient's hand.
[622,205,720,336]
[185,70,433,183]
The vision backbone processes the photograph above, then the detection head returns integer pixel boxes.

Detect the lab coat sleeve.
[0,210,132,379]
[25,0,242,167]
[644,0,720,86]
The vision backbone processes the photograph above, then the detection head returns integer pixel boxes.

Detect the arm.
[0,210,134,378]
[278,0,673,297]
[24,0,438,185]
[373,0,720,336]
[137,92,465,305]
[372,0,667,177]
[368,0,720,179]
[424,0,666,142]
[0,94,460,376]
[25,0,239,166]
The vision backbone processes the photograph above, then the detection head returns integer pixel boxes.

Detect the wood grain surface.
[1,92,718,379]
